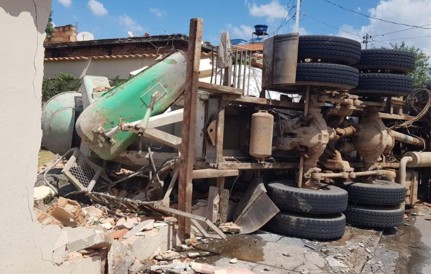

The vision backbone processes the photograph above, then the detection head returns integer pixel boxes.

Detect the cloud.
[150,8,166,18]
[336,0,431,54]
[58,0,72,8]
[247,0,289,22]
[227,24,255,40]
[88,0,108,16]
[119,15,144,34]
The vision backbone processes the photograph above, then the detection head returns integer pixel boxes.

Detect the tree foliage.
[45,11,55,37]
[391,42,431,88]
[42,74,81,102]
[42,74,127,103]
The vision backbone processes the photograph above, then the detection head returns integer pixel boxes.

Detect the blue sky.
[52,0,431,53]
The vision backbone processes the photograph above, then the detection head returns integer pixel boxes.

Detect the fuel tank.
[76,51,187,160]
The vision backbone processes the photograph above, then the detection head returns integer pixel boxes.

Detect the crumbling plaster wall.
[0,1,100,273]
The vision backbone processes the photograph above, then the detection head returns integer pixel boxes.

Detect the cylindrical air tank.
[249,110,274,160]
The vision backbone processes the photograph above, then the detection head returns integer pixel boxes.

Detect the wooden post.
[178,18,203,241]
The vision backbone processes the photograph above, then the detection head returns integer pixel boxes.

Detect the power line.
[374,24,431,38]
[322,0,431,30]
[377,34,431,42]
[302,13,362,38]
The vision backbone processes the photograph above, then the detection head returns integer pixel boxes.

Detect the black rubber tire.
[295,63,359,90]
[345,180,406,206]
[298,35,361,65]
[268,180,348,214]
[355,49,415,73]
[266,212,346,240]
[351,73,413,96]
[345,204,404,228]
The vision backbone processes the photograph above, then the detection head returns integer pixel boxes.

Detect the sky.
[51,0,431,54]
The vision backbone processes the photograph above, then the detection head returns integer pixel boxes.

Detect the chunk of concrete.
[108,241,134,274]
[124,219,154,239]
[48,197,85,227]
[63,227,112,252]
[34,185,55,200]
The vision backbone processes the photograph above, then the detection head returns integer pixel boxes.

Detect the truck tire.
[355,49,415,73]
[298,35,361,65]
[295,63,359,90]
[351,73,413,96]
[268,181,348,214]
[345,180,406,206]
[266,211,346,240]
[345,204,404,228]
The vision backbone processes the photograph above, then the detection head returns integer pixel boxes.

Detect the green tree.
[45,11,55,37]
[42,74,80,102]
[391,42,431,88]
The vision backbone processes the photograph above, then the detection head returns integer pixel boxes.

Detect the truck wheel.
[266,211,346,240]
[355,49,415,73]
[268,180,348,214]
[295,63,359,90]
[345,204,404,228]
[298,35,362,65]
[351,73,413,96]
[345,180,406,206]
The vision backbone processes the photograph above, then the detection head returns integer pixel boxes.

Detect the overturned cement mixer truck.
[41,34,431,240]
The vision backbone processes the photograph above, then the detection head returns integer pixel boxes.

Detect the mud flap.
[233,177,279,234]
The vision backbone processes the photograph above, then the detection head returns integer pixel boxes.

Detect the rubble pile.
[34,161,251,274]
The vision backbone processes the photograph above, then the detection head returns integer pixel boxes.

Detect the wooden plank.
[178,18,203,241]
[219,187,229,223]
[223,95,304,110]
[199,82,243,95]
[218,161,297,170]
[216,99,226,163]
[378,112,414,121]
[143,128,181,149]
[206,186,219,223]
[147,109,184,128]
[192,169,238,179]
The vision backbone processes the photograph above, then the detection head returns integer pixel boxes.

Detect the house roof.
[233,43,263,52]
[44,52,213,62]
[44,34,213,59]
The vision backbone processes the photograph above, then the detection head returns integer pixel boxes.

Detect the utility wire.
[374,24,431,38]
[302,13,362,38]
[322,0,431,30]
[377,34,431,42]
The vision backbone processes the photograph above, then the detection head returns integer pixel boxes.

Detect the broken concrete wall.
[0,1,100,273]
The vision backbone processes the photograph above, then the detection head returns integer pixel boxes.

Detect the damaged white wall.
[0,1,100,273]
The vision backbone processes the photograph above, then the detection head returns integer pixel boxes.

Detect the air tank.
[249,110,274,160]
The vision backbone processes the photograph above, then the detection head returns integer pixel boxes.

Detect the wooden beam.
[378,112,414,121]
[178,18,203,241]
[192,168,238,179]
[147,109,184,128]
[223,95,305,110]
[199,82,243,95]
[143,128,181,149]
[218,161,298,170]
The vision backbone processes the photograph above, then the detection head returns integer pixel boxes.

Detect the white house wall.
[0,1,100,273]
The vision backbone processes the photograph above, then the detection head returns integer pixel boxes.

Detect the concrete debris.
[34,208,63,227]
[64,227,112,252]
[47,197,85,227]
[219,222,241,233]
[34,185,55,200]
[108,241,134,274]
[116,217,139,229]
[155,250,181,261]
[229,258,238,264]
[109,228,129,239]
[187,252,200,258]
[123,219,155,239]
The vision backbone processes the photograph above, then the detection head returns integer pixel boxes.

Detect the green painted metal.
[76,51,187,160]
[42,92,82,154]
